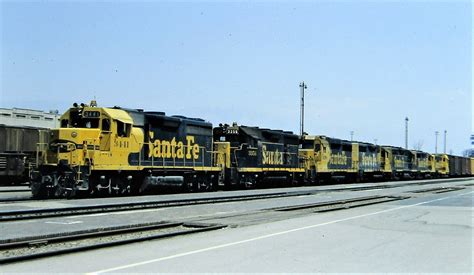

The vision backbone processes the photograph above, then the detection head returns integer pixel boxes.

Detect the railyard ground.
[0,178,472,273]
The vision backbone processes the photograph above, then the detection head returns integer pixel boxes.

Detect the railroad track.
[409,186,466,194]
[0,197,35,203]
[0,191,316,221]
[0,188,406,221]
[0,221,226,264]
[0,195,411,264]
[0,179,467,217]
[0,189,30,193]
[270,195,410,213]
[0,181,470,264]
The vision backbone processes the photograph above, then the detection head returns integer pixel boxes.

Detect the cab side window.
[61,119,69,128]
[102,119,110,131]
[116,121,131,137]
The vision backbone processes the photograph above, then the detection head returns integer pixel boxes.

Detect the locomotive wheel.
[30,181,48,199]
[197,176,213,192]
[184,174,213,192]
[55,174,78,199]
[241,175,255,189]
[110,176,129,196]
[55,186,76,199]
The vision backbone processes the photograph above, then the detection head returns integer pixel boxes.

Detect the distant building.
[0,107,60,128]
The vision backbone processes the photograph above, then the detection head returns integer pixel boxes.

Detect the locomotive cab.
[42,102,135,165]
[31,101,143,198]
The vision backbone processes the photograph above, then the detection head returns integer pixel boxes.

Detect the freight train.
[0,125,50,185]
[29,101,473,198]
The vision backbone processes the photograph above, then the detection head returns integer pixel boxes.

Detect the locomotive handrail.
[138,143,141,167]
[232,143,249,167]
[211,149,226,168]
[35,143,49,167]
[352,160,359,169]
[82,138,99,168]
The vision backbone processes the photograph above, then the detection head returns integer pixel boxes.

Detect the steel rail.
[271,195,409,212]
[0,191,310,221]
[0,221,226,264]
[0,178,471,218]
[0,189,30,193]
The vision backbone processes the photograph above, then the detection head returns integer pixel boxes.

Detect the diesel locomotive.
[300,136,390,183]
[213,123,305,188]
[29,101,473,198]
[30,101,221,198]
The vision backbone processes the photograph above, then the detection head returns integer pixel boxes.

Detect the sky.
[1,0,472,155]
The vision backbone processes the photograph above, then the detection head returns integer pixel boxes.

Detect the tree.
[462,149,474,157]
[412,140,424,151]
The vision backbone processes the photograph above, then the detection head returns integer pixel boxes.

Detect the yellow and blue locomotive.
[411,151,436,178]
[31,101,220,198]
[300,136,358,183]
[213,123,305,188]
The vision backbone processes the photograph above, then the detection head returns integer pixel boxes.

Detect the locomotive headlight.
[71,131,78,138]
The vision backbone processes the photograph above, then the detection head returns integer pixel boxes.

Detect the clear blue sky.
[1,0,472,155]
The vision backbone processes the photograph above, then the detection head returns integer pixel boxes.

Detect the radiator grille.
[0,156,6,170]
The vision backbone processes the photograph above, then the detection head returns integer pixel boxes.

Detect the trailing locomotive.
[434,154,449,176]
[412,151,435,178]
[30,101,473,198]
[213,123,304,188]
[381,146,416,179]
[300,137,463,182]
[300,136,359,183]
[0,124,50,185]
[300,136,403,183]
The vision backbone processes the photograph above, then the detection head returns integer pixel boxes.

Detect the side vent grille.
[0,157,7,170]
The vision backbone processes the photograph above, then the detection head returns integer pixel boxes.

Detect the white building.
[0,107,60,128]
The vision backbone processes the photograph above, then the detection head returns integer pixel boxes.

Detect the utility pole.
[405,117,409,149]
[435,131,439,154]
[443,130,447,154]
[350,131,354,142]
[299,81,307,136]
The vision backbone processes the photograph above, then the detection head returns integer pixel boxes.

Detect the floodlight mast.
[299,81,308,137]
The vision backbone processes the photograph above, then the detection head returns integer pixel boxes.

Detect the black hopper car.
[0,124,50,185]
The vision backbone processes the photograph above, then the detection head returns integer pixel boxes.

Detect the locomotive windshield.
[62,109,101,128]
